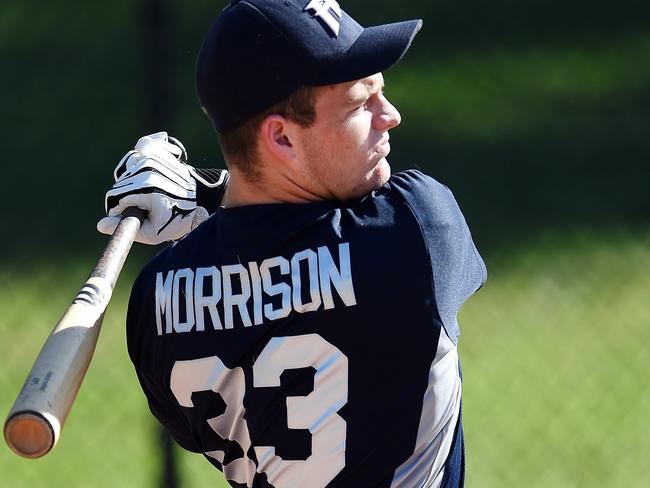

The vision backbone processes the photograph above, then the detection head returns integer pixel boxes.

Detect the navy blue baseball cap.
[196,0,422,133]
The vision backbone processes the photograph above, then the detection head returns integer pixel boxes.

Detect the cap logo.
[304,0,342,37]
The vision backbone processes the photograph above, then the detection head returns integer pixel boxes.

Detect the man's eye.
[348,99,369,114]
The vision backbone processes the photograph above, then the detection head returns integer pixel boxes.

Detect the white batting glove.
[97,132,228,245]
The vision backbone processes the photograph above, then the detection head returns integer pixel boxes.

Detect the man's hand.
[97,132,228,245]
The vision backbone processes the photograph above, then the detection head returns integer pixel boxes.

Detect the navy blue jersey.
[127,170,486,488]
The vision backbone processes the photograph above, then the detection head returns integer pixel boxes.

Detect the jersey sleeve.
[390,170,487,343]
[126,264,201,453]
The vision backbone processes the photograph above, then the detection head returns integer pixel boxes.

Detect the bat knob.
[4,412,55,459]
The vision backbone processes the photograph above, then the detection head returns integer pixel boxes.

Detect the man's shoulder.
[388,169,446,191]
[383,169,465,229]
[386,168,446,188]
[387,169,456,204]
[386,170,486,343]
[132,241,176,286]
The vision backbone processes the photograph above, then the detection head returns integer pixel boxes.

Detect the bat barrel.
[3,208,145,458]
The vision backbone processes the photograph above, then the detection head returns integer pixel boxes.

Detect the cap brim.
[314,19,423,85]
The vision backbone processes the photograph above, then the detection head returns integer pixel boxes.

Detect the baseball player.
[98,1,487,487]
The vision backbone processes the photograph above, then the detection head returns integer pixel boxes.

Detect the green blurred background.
[1,0,648,486]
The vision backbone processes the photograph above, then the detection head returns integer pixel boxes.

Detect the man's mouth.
[375,134,391,156]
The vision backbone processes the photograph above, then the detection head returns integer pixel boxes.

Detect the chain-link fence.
[1,228,649,487]
[459,229,650,487]
[2,0,649,486]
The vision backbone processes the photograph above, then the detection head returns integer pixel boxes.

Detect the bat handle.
[3,208,146,459]
[92,207,147,287]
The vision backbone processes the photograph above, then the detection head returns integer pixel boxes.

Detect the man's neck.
[222,167,324,208]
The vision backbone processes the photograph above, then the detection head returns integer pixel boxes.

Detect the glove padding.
[97,132,227,245]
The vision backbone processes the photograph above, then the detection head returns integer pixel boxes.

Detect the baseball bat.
[3,207,146,459]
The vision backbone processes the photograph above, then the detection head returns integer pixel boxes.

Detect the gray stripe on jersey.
[391,330,462,488]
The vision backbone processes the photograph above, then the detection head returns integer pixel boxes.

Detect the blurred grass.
[460,228,650,487]
[1,229,648,486]
[0,258,159,487]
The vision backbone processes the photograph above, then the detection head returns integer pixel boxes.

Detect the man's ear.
[259,114,296,162]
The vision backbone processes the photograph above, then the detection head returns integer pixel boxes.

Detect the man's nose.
[373,95,402,131]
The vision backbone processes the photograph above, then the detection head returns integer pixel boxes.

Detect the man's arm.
[391,170,487,343]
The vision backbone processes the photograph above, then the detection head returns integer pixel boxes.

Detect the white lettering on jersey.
[153,243,356,335]
[170,334,348,487]
[304,0,342,37]
[194,266,223,331]
[253,335,348,486]
[173,268,195,333]
[222,264,253,329]
[318,242,357,308]
[291,249,321,313]
[170,356,256,486]
[248,261,264,326]
[260,256,292,321]
[155,270,174,335]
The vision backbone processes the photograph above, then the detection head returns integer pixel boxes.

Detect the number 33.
[170,334,349,487]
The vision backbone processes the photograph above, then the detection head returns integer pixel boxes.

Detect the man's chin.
[341,159,391,201]
[373,158,391,187]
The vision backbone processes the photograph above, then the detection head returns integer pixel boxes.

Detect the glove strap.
[194,168,229,214]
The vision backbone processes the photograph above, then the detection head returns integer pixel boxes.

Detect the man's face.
[294,73,401,201]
